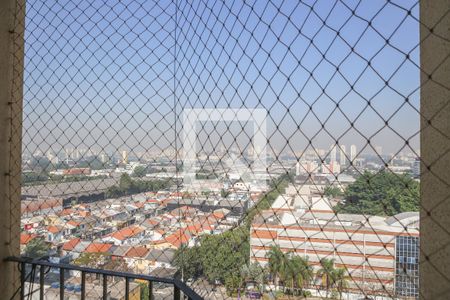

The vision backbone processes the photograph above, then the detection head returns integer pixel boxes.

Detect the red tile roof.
[164,229,191,248]
[62,238,81,251]
[124,246,149,258]
[58,208,73,216]
[111,226,144,241]
[79,211,91,217]
[47,225,62,234]
[212,212,225,220]
[67,220,81,227]
[185,223,213,235]
[20,233,37,245]
[134,202,145,208]
[85,243,113,253]
[21,198,62,214]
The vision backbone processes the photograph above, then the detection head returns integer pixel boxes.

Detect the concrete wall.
[0,0,24,298]
[420,0,450,299]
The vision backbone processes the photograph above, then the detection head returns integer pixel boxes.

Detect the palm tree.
[316,258,335,298]
[266,245,287,290]
[287,255,313,295]
[331,268,349,300]
[282,254,296,294]
[297,256,314,292]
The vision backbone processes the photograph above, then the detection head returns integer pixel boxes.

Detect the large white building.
[250,186,419,298]
[330,145,337,163]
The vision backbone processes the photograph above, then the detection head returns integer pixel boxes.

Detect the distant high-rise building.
[330,145,337,163]
[375,146,383,156]
[100,153,109,164]
[121,150,128,164]
[73,148,80,160]
[64,148,72,160]
[247,145,254,157]
[254,145,262,160]
[340,145,346,166]
[46,151,58,164]
[350,144,357,162]
[317,148,326,157]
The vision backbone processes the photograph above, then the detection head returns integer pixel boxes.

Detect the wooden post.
[0,0,25,299]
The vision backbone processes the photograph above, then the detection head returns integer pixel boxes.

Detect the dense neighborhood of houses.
[20,190,262,277]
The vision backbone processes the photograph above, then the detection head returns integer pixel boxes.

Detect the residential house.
[102,225,145,245]
[124,246,150,273]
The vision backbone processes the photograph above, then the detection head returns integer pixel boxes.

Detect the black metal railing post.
[148,280,153,300]
[103,274,108,300]
[5,257,203,300]
[174,285,181,300]
[125,277,130,300]
[20,262,26,300]
[81,271,86,300]
[39,265,45,300]
[59,267,64,300]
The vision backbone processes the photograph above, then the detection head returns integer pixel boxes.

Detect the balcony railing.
[5,256,202,300]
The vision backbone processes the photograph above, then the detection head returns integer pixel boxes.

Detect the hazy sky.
[23,0,421,160]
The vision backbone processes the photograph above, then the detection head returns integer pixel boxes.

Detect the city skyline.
[22,0,420,157]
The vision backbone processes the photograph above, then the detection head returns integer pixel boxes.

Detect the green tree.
[103,256,130,272]
[29,157,53,172]
[240,262,265,294]
[285,255,313,295]
[132,165,147,178]
[335,170,419,216]
[173,245,203,280]
[22,172,48,185]
[173,227,249,296]
[323,185,343,198]
[224,273,242,296]
[74,252,109,268]
[105,185,122,198]
[24,238,50,258]
[105,174,170,198]
[240,262,265,284]
[316,258,336,298]
[119,173,133,191]
[220,189,231,198]
[266,245,287,290]
[199,227,249,285]
[76,157,105,170]
[139,282,150,300]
